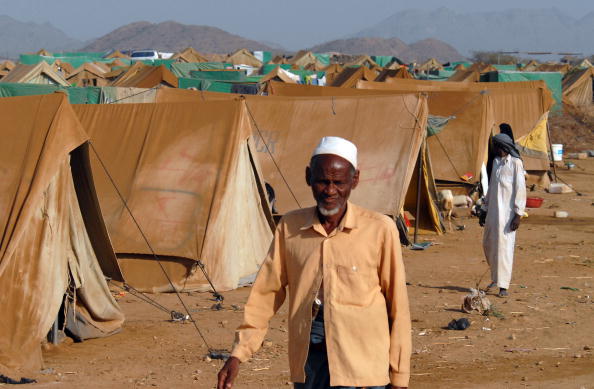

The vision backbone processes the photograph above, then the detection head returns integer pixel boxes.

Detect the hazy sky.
[0,0,592,49]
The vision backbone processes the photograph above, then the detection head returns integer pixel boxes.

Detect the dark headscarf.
[492,133,521,159]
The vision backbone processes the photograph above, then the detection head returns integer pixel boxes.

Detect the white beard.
[318,205,341,216]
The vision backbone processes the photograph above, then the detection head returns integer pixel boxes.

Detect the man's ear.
[305,166,312,187]
[351,169,360,189]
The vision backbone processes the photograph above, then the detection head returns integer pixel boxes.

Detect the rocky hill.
[309,36,464,62]
[83,21,275,53]
[0,15,83,58]
[354,7,594,56]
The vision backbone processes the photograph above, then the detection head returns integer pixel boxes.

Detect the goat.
[438,189,454,232]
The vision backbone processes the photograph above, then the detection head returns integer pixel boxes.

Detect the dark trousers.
[293,342,388,389]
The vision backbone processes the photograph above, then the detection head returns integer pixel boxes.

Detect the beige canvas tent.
[290,50,325,69]
[172,47,208,63]
[331,66,379,88]
[155,88,428,218]
[448,69,480,82]
[345,55,379,68]
[0,94,124,374]
[562,67,594,106]
[0,62,69,86]
[111,63,178,88]
[227,49,262,67]
[105,50,130,59]
[375,67,414,81]
[73,100,274,293]
[67,63,109,87]
[417,58,444,72]
[243,82,444,235]
[357,79,554,179]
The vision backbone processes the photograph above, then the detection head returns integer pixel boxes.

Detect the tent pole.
[51,317,59,345]
[414,146,423,244]
[545,116,557,183]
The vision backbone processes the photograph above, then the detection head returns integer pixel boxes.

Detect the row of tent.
[0,48,564,376]
[2,52,592,110]
[0,76,554,373]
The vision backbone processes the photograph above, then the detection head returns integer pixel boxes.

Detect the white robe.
[483,155,526,289]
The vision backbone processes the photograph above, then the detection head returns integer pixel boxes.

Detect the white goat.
[438,189,454,232]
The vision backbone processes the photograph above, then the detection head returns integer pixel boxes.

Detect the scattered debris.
[554,211,569,218]
[447,318,470,330]
[561,286,580,291]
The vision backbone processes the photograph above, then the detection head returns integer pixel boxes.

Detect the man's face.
[494,143,508,158]
[306,154,359,217]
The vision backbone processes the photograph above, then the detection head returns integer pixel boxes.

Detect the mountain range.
[355,7,594,56]
[3,8,594,61]
[310,37,464,62]
[0,15,83,58]
[82,21,275,53]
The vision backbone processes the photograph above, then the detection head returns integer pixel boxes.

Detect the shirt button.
[352,266,357,272]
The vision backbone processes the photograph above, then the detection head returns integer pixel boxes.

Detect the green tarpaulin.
[170,62,233,77]
[372,56,401,67]
[493,64,520,71]
[178,78,258,93]
[0,83,101,104]
[482,71,563,110]
[261,64,292,74]
[19,54,132,69]
[189,70,248,81]
[314,53,330,66]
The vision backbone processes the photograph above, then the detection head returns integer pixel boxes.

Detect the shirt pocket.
[334,264,376,307]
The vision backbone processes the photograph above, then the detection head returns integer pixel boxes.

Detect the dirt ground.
[29,159,594,388]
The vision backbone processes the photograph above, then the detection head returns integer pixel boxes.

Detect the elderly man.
[217,137,411,389]
[480,133,526,297]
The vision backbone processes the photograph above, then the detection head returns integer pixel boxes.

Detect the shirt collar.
[300,201,358,235]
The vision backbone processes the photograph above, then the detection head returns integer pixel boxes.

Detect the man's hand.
[510,214,521,231]
[217,356,240,389]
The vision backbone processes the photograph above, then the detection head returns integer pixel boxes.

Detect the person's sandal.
[485,282,497,292]
[498,288,509,297]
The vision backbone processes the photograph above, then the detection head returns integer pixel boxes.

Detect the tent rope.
[243,99,302,208]
[89,141,216,353]
[110,281,189,320]
[104,86,160,104]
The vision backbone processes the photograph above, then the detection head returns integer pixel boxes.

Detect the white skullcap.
[312,136,358,169]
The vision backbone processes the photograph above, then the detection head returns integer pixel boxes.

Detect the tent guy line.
[88,141,223,356]
[244,98,302,208]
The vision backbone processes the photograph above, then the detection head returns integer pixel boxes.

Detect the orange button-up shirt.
[231,202,411,387]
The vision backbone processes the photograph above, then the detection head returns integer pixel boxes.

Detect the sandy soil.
[29,159,594,389]
[549,106,594,152]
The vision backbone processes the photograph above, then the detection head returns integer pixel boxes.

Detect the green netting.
[261,51,273,64]
[51,51,109,58]
[493,64,520,71]
[178,78,258,93]
[261,64,292,74]
[139,59,175,69]
[484,71,563,110]
[372,56,395,67]
[0,83,101,104]
[417,70,455,81]
[188,70,247,81]
[19,54,132,69]
[170,62,233,77]
[314,53,330,66]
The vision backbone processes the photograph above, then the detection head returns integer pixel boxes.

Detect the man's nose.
[324,183,337,195]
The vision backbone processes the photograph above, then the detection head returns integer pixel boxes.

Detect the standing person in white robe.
[479,133,526,297]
